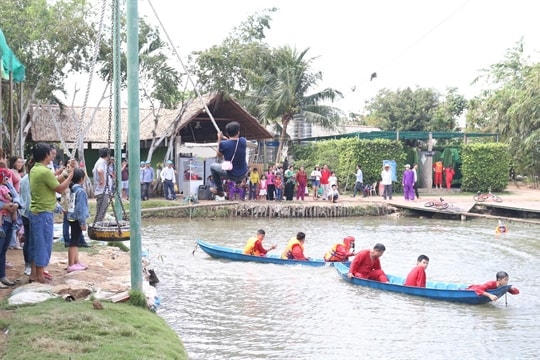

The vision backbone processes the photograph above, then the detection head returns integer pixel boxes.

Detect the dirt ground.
[1,245,132,303]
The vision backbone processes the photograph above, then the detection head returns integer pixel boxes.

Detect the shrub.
[461,143,509,192]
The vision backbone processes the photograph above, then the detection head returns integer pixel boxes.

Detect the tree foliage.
[191,10,343,162]
[251,46,343,162]
[98,18,183,110]
[0,0,96,100]
[0,0,96,154]
[189,8,276,100]
[365,87,466,132]
[466,39,540,174]
[460,143,509,192]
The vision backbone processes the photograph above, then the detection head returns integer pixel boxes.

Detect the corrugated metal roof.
[302,131,499,142]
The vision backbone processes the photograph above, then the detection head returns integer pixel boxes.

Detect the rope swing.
[147,0,221,135]
[87,0,129,241]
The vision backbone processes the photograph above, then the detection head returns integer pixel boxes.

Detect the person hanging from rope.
[92,147,112,222]
[209,121,248,198]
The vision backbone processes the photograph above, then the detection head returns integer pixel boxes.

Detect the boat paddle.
[192,242,199,256]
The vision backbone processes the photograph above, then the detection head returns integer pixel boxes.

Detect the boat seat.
[434,283,449,289]
[445,283,461,290]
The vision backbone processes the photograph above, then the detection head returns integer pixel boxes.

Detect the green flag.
[0,28,25,82]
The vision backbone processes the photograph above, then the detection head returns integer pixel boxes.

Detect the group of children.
[215,164,342,203]
[242,231,520,303]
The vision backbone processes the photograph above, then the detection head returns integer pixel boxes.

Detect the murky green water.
[142,216,540,359]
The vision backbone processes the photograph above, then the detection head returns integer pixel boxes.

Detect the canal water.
[142,217,540,359]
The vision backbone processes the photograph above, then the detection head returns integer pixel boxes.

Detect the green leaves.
[365,87,465,132]
[461,143,509,192]
[0,0,95,97]
[466,39,540,175]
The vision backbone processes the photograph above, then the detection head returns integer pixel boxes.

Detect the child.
[66,168,90,272]
[467,271,520,302]
[329,184,339,203]
[249,167,260,200]
[274,173,283,201]
[0,168,18,237]
[258,175,267,200]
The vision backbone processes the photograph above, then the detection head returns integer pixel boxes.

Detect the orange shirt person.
[433,161,443,189]
[347,243,388,282]
[444,166,455,190]
[404,255,429,287]
[243,229,277,256]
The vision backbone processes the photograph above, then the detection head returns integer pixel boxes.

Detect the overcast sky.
[69,0,540,115]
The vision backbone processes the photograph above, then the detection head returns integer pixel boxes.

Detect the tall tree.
[365,87,465,132]
[189,8,276,101]
[191,10,343,162]
[0,0,95,154]
[466,39,540,173]
[252,46,343,162]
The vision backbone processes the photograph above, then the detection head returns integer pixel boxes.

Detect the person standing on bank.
[29,143,75,284]
[210,121,248,197]
[66,168,90,272]
[402,164,415,200]
[92,147,112,222]
[140,161,154,201]
[352,164,364,197]
[160,160,177,200]
[381,163,393,200]
[284,165,295,201]
[121,159,129,200]
[413,163,420,199]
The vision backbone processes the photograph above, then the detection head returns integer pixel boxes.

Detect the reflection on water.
[142,217,540,359]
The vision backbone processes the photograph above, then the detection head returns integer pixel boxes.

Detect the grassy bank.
[0,299,188,359]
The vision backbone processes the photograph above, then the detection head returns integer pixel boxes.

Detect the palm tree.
[252,46,343,163]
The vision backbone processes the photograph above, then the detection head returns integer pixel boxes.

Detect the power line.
[355,0,472,90]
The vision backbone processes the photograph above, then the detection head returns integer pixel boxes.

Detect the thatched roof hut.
[29,93,272,146]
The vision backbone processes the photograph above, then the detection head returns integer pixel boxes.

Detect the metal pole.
[427,132,433,190]
[18,82,23,157]
[0,77,3,149]
[113,0,122,219]
[9,72,13,154]
[127,0,142,291]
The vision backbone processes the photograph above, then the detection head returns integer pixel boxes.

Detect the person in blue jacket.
[66,169,90,273]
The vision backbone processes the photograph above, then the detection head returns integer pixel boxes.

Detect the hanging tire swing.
[88,220,130,242]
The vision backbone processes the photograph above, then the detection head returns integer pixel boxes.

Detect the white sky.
[68,0,540,115]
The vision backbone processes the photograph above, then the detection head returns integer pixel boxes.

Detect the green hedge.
[461,143,509,192]
[292,138,406,191]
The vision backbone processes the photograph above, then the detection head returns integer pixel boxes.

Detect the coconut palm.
[252,46,343,162]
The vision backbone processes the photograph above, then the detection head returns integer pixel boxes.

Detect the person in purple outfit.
[402,164,415,200]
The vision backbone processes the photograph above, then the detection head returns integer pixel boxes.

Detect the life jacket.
[324,236,355,262]
[281,237,304,259]
[243,237,260,255]
[324,244,344,262]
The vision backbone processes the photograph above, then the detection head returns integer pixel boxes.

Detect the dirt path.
[1,246,131,303]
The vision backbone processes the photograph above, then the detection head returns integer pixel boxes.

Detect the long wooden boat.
[334,263,513,305]
[197,240,345,267]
